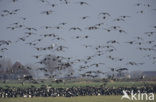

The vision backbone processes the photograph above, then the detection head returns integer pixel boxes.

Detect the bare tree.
[0,58,12,72]
[25,64,42,79]
[130,70,143,79]
[40,54,74,78]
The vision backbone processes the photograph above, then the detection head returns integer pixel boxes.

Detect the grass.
[0,81,156,88]
[0,95,155,102]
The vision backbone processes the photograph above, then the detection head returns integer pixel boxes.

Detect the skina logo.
[121,90,131,100]
[121,90,154,101]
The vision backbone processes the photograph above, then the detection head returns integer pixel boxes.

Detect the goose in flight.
[1,9,20,17]
[86,26,99,30]
[25,32,37,36]
[0,40,11,46]
[59,22,67,26]
[81,16,89,20]
[41,10,54,15]
[144,32,156,37]
[60,0,70,5]
[118,29,126,34]
[107,40,119,44]
[40,0,49,3]
[76,1,88,6]
[25,27,37,31]
[113,18,125,22]
[120,16,130,19]
[95,23,104,27]
[99,12,111,16]
[69,27,82,31]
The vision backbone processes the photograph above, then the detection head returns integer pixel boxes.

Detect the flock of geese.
[0,0,156,78]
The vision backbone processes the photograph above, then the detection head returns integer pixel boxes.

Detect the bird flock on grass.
[0,0,156,78]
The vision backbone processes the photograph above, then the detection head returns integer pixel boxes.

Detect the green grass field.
[0,81,156,88]
[0,95,155,102]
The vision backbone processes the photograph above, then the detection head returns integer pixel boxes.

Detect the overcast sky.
[0,0,156,73]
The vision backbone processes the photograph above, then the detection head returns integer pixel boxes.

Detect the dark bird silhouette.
[35,47,41,51]
[51,26,62,30]
[95,23,104,27]
[76,1,88,6]
[0,48,8,52]
[113,18,125,22]
[103,45,116,50]
[82,44,92,48]
[146,41,155,44]
[32,38,42,43]
[144,32,156,37]
[152,26,156,29]
[107,55,123,61]
[106,48,115,53]
[41,26,53,29]
[73,36,81,39]
[16,35,29,42]
[120,16,130,19]
[134,36,143,40]
[69,27,82,31]
[144,4,151,8]
[86,26,99,30]
[139,47,156,51]
[25,27,37,31]
[81,16,89,20]
[137,10,144,14]
[41,34,53,37]
[1,9,20,17]
[40,0,49,3]
[90,63,105,67]
[125,41,135,45]
[7,22,24,30]
[25,32,36,36]
[73,35,89,39]
[98,12,111,20]
[7,27,16,30]
[41,10,54,15]
[12,9,20,12]
[103,28,111,32]
[109,26,121,30]
[26,66,32,70]
[33,55,41,59]
[0,40,11,46]
[135,42,142,45]
[60,0,70,5]
[126,61,144,66]
[50,4,57,8]
[118,29,126,34]
[20,17,27,20]
[52,37,65,41]
[107,40,119,44]
[12,0,18,2]
[54,45,68,52]
[25,42,36,46]
[116,68,128,72]
[99,12,111,16]
[59,22,67,26]
[135,3,142,7]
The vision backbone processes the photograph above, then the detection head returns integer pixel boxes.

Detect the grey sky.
[0,0,156,73]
